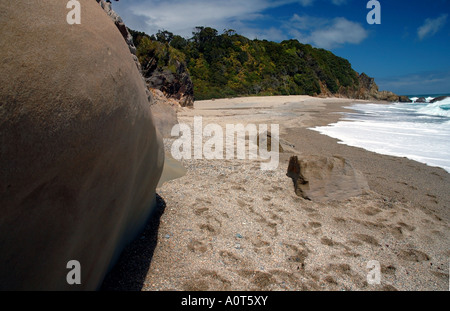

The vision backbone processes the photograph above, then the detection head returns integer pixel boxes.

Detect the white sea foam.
[311,100,450,173]
[417,97,450,117]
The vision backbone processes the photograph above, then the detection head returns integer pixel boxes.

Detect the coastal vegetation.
[130,27,365,100]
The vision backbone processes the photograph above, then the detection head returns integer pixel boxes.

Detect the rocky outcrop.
[355,72,379,99]
[415,97,427,103]
[352,73,411,102]
[287,156,369,202]
[430,96,448,103]
[399,95,412,103]
[286,156,309,199]
[0,0,164,290]
[142,57,194,107]
[376,90,404,102]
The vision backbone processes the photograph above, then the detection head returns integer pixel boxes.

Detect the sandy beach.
[101,96,450,291]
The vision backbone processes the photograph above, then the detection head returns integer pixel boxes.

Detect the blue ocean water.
[311,95,450,173]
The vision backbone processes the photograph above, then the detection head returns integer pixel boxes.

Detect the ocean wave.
[311,118,450,173]
[417,98,450,117]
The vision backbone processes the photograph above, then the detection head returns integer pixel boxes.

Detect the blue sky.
[112,0,450,95]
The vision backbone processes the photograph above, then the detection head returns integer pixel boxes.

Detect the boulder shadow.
[100,193,166,291]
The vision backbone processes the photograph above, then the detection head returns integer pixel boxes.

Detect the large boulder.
[415,97,427,103]
[376,90,401,102]
[145,64,194,107]
[287,155,369,202]
[399,95,412,103]
[0,0,164,290]
[96,0,140,70]
[148,88,179,138]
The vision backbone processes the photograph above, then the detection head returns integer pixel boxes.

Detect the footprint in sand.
[283,243,309,268]
[302,221,322,235]
[198,223,218,234]
[231,184,246,191]
[250,237,272,255]
[268,210,284,224]
[269,185,284,193]
[325,263,368,289]
[183,270,231,291]
[397,222,416,232]
[333,217,347,225]
[361,206,382,216]
[388,225,404,240]
[397,249,430,262]
[236,198,248,208]
[237,270,276,290]
[321,236,340,247]
[187,239,209,253]
[353,233,380,247]
[194,207,209,216]
[219,250,247,267]
[198,216,222,236]
[381,265,397,276]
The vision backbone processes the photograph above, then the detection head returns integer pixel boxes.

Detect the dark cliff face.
[97,0,193,107]
[141,52,194,107]
[130,29,194,107]
[358,73,378,93]
[352,73,411,102]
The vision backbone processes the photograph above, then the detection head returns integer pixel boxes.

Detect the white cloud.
[310,18,368,49]
[112,0,353,40]
[285,15,368,49]
[417,14,448,40]
[123,0,289,37]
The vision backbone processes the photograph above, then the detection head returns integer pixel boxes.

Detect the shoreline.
[102,95,450,291]
[281,99,450,222]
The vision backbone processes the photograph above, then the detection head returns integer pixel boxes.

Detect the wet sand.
[102,95,450,291]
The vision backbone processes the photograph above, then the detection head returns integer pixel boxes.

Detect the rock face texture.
[142,55,195,107]
[353,73,411,102]
[148,88,179,138]
[415,97,427,103]
[96,0,182,135]
[96,0,141,72]
[0,0,164,290]
[287,156,369,202]
[430,96,449,103]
